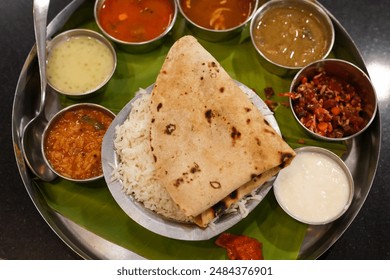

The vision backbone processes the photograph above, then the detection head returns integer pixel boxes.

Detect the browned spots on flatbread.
[231,126,241,144]
[153,154,157,162]
[209,61,217,68]
[210,189,240,218]
[229,190,237,199]
[165,124,176,135]
[279,152,294,168]
[174,177,184,187]
[190,162,201,174]
[174,163,201,188]
[264,129,275,135]
[157,103,163,112]
[245,107,251,112]
[210,181,221,189]
[219,87,225,93]
[162,70,167,74]
[246,118,251,124]
[205,109,214,123]
[207,61,219,78]
[251,173,262,182]
[212,201,227,216]
[264,119,270,126]
[255,137,261,146]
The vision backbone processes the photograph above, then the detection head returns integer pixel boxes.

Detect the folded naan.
[149,36,295,226]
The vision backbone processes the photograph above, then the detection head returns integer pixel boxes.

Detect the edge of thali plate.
[101,82,280,241]
[296,2,380,260]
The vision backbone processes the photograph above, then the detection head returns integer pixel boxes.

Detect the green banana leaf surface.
[34,0,352,260]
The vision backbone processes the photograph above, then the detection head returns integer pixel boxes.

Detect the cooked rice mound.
[112,90,191,222]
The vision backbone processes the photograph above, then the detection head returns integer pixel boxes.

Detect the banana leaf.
[34,0,351,259]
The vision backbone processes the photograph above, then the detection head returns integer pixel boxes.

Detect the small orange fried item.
[215,233,264,260]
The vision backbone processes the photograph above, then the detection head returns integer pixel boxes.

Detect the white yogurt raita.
[274,148,352,224]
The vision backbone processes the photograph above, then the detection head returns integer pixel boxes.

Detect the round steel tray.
[12,0,380,259]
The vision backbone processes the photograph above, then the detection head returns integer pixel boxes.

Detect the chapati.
[149,35,295,219]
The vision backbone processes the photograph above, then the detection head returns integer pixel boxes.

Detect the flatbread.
[193,166,281,227]
[149,35,295,221]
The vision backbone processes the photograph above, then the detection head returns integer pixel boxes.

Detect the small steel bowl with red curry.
[288,59,377,141]
[42,103,115,182]
[177,0,258,42]
[94,0,177,52]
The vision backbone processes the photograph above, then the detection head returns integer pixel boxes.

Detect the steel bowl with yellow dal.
[46,29,116,97]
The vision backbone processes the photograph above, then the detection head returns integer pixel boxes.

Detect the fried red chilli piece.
[215,233,264,260]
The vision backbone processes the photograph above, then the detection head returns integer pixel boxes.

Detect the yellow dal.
[47,36,114,94]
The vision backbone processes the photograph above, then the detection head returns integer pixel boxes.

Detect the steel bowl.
[42,103,115,183]
[46,28,117,98]
[273,146,354,225]
[250,0,334,76]
[94,0,178,53]
[289,59,378,141]
[177,0,258,42]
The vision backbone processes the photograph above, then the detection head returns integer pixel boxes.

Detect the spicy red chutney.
[289,71,369,138]
[98,0,174,43]
[215,233,264,260]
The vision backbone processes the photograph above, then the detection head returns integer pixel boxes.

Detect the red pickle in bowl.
[288,72,371,139]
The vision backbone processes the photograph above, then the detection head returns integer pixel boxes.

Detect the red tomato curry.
[98,0,174,43]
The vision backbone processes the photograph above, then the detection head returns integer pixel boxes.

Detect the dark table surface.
[1,0,389,260]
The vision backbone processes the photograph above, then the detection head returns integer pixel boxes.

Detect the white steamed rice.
[112,89,190,222]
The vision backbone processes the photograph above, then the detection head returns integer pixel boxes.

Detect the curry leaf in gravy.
[81,115,105,130]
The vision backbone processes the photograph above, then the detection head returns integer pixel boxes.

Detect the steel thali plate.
[12,0,380,259]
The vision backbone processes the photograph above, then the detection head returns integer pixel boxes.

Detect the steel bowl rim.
[249,0,335,71]
[46,28,117,97]
[94,0,178,46]
[176,0,259,34]
[41,102,116,183]
[289,58,378,141]
[273,146,355,225]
